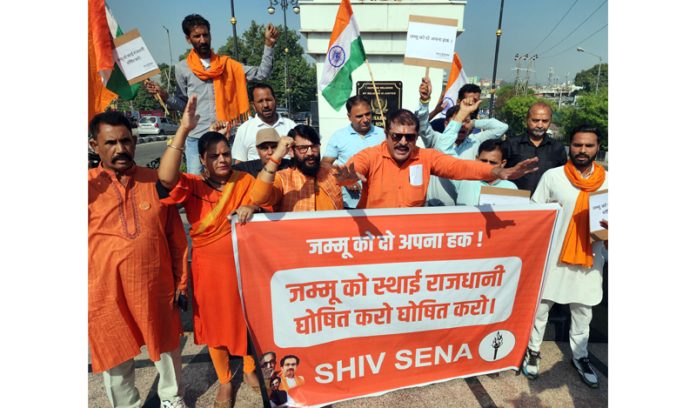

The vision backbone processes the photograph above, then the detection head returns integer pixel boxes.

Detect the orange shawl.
[191,171,251,247]
[559,161,606,267]
[187,49,250,123]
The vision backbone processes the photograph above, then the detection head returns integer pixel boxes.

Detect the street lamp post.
[489,0,505,117]
[576,47,602,94]
[230,0,239,59]
[162,25,174,93]
[267,0,300,112]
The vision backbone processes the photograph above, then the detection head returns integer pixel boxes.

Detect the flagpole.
[364,59,385,124]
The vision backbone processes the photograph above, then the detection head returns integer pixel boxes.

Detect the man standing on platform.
[502,102,567,193]
[88,111,189,408]
[146,14,280,174]
[322,95,385,209]
[521,125,608,389]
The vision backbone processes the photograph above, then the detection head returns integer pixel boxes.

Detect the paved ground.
[88,335,607,408]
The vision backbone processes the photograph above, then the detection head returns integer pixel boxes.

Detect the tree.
[493,84,533,116]
[557,88,608,149]
[218,21,317,113]
[498,95,555,137]
[574,63,608,93]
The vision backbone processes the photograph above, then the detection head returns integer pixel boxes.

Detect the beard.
[295,154,320,177]
[570,152,597,168]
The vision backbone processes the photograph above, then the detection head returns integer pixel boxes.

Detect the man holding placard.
[521,125,608,389]
[146,14,280,174]
[416,78,509,205]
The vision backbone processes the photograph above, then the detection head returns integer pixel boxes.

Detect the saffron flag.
[319,0,366,111]
[232,205,560,407]
[88,0,117,120]
[436,52,469,119]
[88,0,140,121]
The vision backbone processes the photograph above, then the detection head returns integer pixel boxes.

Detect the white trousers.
[527,300,593,360]
[102,346,183,408]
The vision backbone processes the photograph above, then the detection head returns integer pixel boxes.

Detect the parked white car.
[138,116,178,135]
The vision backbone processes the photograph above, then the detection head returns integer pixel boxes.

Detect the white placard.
[589,190,608,239]
[404,16,458,69]
[478,186,531,206]
[112,29,159,84]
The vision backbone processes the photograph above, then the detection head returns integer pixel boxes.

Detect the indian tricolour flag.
[88,0,140,120]
[435,52,469,119]
[320,0,366,111]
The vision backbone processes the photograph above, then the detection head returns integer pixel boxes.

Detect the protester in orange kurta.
[250,126,343,212]
[335,109,541,208]
[158,95,259,408]
[88,111,188,408]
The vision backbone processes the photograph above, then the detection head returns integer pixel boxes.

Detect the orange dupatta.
[191,171,251,247]
[187,50,250,123]
[559,161,606,267]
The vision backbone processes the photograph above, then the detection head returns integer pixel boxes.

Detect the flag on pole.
[88,0,118,120]
[88,0,141,121]
[319,0,366,111]
[436,52,469,119]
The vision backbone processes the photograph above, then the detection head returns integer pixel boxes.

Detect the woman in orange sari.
[158,95,257,408]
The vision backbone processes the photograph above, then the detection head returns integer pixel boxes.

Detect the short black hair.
[89,111,132,140]
[182,14,210,36]
[457,83,482,101]
[478,139,507,160]
[250,82,276,100]
[569,125,602,145]
[386,109,419,134]
[280,355,300,366]
[345,95,371,114]
[289,125,320,145]
[197,131,228,157]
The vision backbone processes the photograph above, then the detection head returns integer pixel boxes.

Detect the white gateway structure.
[299,0,468,146]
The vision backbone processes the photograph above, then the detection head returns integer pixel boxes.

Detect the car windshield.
[139,117,156,124]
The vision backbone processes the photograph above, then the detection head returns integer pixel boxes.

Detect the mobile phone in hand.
[176,293,188,312]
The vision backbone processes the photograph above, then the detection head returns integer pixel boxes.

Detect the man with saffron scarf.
[147,14,279,174]
[521,125,608,389]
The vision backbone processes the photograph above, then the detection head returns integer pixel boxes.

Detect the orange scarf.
[191,171,251,247]
[559,161,606,267]
[186,50,250,124]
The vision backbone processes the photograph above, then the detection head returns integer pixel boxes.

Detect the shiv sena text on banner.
[232,205,560,407]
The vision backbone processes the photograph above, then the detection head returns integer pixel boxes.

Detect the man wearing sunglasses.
[250,125,343,211]
[231,128,292,178]
[334,109,539,209]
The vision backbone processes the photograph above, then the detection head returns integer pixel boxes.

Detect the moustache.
[112,153,132,162]
[303,154,319,163]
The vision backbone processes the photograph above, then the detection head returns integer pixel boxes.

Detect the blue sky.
[109,0,607,85]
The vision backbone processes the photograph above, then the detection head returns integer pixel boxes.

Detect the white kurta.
[532,166,608,306]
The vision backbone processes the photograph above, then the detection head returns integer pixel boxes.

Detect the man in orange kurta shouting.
[88,111,189,408]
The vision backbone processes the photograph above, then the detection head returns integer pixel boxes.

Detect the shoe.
[572,357,599,388]
[161,396,188,408]
[521,348,541,380]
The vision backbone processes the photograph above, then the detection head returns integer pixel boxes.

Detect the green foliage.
[557,88,608,148]
[493,84,533,116]
[218,21,317,113]
[574,63,608,93]
[498,95,555,137]
[113,82,160,112]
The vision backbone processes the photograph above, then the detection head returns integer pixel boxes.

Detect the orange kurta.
[88,165,188,373]
[250,166,343,212]
[160,171,255,355]
[347,141,495,208]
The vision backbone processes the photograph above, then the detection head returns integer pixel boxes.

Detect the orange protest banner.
[232,205,560,407]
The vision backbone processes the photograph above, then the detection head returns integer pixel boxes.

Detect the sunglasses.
[389,133,418,143]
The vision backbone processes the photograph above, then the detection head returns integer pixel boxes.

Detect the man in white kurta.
[522,127,607,389]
